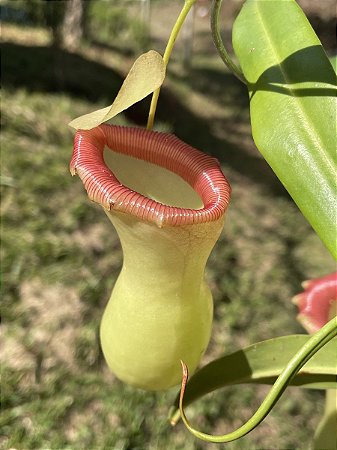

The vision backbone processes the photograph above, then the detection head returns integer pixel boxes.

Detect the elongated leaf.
[314,390,337,450]
[170,335,337,423]
[69,50,165,130]
[232,0,337,259]
[329,55,337,74]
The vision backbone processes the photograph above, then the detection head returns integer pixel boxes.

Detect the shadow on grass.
[1,42,122,102]
[2,41,288,196]
[88,38,135,57]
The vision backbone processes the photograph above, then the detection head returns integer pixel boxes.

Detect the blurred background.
[1,1,336,449]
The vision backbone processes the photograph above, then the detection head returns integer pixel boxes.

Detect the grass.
[1,9,336,450]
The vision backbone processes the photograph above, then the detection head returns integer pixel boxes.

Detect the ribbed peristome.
[70,125,231,227]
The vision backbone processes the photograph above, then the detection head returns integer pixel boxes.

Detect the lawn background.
[1,1,336,449]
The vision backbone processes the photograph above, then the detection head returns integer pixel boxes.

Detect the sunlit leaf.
[232,0,337,259]
[69,50,165,130]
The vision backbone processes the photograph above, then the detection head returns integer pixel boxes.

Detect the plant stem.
[179,317,337,443]
[146,0,196,131]
[211,0,246,84]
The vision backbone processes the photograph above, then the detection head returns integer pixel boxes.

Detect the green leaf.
[232,0,337,259]
[69,50,165,130]
[314,390,337,450]
[170,335,337,424]
[329,54,337,74]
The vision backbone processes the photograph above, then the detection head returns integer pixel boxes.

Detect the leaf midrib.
[255,1,335,173]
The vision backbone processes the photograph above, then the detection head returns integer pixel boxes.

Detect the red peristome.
[293,272,337,334]
[70,125,231,226]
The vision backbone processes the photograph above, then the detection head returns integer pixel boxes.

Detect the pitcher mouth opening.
[70,124,231,227]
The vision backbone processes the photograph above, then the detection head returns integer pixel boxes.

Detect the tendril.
[179,317,337,443]
[211,0,246,84]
